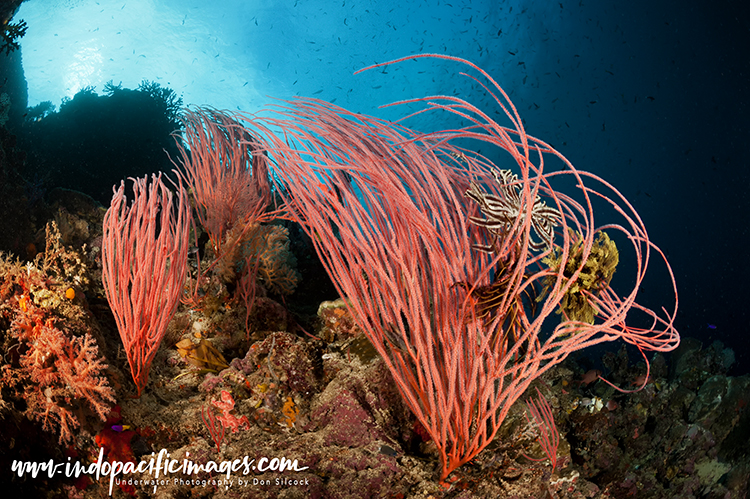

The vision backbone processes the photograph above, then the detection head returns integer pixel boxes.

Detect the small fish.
[631,374,652,387]
[379,445,397,456]
[707,324,717,330]
[578,369,601,386]
[111,424,131,432]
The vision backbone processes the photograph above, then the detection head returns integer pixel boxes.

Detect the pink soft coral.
[7,314,115,444]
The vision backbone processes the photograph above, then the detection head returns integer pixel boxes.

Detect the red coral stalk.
[201,404,225,453]
[521,388,560,471]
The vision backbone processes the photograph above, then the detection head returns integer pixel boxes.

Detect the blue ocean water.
[12,0,750,372]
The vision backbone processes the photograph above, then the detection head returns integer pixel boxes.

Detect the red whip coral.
[183,55,679,483]
[521,388,560,471]
[174,107,274,256]
[173,109,289,330]
[101,173,191,396]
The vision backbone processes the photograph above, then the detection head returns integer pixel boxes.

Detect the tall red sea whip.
[101,173,191,396]
[234,55,678,483]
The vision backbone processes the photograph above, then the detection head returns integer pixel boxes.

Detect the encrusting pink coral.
[211,390,250,433]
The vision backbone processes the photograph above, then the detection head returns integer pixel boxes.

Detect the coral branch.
[521,388,560,471]
[201,404,225,453]
[211,390,250,433]
[9,314,114,444]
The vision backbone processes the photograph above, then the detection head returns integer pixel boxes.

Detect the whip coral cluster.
[172,108,294,336]
[174,107,273,257]
[222,54,679,481]
[101,173,191,396]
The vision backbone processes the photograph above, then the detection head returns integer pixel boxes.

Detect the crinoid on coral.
[466,168,561,254]
[452,255,538,364]
[211,221,299,296]
[243,224,299,297]
[541,229,619,324]
[460,167,557,357]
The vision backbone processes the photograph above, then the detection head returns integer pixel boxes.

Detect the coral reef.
[212,222,300,298]
[3,59,745,499]
[3,244,748,498]
[0,92,10,127]
[17,82,183,205]
[316,298,362,343]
